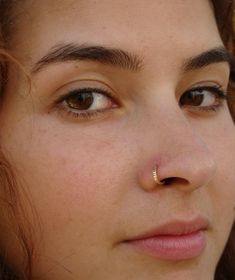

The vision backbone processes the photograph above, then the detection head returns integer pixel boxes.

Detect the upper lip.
[127,217,209,241]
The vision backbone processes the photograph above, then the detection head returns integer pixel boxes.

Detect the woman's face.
[1,1,235,279]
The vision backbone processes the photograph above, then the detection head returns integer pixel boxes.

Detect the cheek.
[5,121,131,237]
[208,120,235,239]
[213,121,235,200]
[23,140,111,220]
[188,112,235,225]
[196,112,235,195]
[7,127,127,276]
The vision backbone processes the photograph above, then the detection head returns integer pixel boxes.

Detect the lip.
[125,217,209,261]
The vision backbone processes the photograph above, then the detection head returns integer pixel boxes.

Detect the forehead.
[12,0,221,69]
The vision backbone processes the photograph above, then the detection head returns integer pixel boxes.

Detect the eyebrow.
[32,43,143,73]
[31,44,233,74]
[183,46,233,72]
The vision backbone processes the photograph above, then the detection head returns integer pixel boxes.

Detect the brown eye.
[180,91,205,107]
[61,87,116,114]
[179,86,226,111]
[66,91,94,110]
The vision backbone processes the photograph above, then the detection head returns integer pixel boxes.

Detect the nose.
[138,113,217,193]
[157,148,216,191]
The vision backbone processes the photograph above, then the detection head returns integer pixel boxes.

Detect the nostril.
[161,177,175,185]
[161,177,188,186]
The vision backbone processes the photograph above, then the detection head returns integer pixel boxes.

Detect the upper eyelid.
[182,84,227,95]
[185,85,222,92]
[50,76,117,95]
[55,87,110,102]
[189,85,226,94]
[53,84,120,106]
[182,86,227,100]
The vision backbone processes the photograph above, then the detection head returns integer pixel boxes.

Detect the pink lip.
[125,217,209,261]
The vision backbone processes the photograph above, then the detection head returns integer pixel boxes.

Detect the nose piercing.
[153,165,165,185]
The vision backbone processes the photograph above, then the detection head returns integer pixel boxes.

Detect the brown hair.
[0,1,234,280]
[211,1,235,277]
[213,0,235,121]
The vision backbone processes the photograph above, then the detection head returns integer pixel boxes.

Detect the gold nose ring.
[153,165,165,185]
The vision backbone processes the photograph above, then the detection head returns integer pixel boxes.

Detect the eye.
[179,86,227,112]
[55,87,119,120]
[64,89,113,111]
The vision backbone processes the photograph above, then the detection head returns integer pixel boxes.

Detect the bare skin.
[0,1,235,279]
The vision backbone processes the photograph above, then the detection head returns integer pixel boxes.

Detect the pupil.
[67,92,94,110]
[181,91,204,106]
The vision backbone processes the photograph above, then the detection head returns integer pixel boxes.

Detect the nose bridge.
[160,111,206,157]
[137,104,216,192]
[141,100,202,153]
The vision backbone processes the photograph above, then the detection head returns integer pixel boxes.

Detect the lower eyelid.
[60,107,117,122]
[182,100,225,114]
[53,97,119,121]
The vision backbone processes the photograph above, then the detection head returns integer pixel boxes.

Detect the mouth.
[124,217,209,261]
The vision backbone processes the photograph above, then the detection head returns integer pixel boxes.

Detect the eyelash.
[54,87,118,120]
[179,85,227,113]
[53,85,227,121]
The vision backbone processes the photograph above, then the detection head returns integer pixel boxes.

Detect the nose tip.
[158,150,217,191]
[137,107,218,192]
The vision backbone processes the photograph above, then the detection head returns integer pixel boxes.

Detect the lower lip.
[127,230,206,261]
